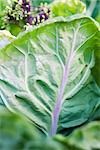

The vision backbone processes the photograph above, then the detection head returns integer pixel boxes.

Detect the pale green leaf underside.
[0,30,15,50]
[0,15,99,135]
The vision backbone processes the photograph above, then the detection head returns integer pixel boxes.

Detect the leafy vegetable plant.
[0,13,100,137]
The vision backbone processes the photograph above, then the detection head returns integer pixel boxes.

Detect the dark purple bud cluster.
[5,0,51,27]
[21,0,31,13]
[31,5,51,25]
[18,0,50,25]
[19,0,33,24]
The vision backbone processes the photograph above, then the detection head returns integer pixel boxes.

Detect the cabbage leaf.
[0,15,99,136]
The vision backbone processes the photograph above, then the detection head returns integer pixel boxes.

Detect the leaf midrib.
[50,25,80,136]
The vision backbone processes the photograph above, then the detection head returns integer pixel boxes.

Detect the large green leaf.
[0,15,99,136]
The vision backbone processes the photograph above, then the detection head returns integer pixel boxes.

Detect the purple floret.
[26,15,34,25]
[21,0,31,13]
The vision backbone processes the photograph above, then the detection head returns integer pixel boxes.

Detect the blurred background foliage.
[31,0,53,6]
[82,0,100,22]
[0,110,100,150]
